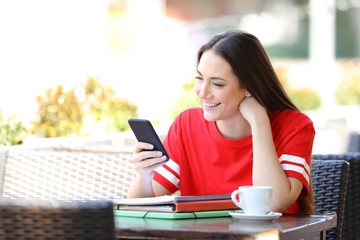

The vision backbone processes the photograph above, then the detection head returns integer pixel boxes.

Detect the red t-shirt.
[154,108,315,213]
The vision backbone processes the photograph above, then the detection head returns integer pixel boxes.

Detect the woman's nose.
[198,84,209,99]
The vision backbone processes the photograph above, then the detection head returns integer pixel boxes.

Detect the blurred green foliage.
[83,77,138,132]
[0,110,28,146]
[31,85,83,138]
[335,62,360,105]
[31,77,138,138]
[276,67,322,111]
[171,76,201,119]
[288,88,322,111]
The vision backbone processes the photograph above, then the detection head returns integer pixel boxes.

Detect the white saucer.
[229,212,282,221]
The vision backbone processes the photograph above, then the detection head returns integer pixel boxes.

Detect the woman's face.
[194,49,248,123]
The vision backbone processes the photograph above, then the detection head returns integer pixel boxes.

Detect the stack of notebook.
[113,194,241,219]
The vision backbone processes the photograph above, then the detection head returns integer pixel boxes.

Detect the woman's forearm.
[127,174,155,199]
[251,117,300,212]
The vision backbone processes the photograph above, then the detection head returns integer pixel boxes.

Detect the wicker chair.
[311,159,350,240]
[0,198,115,239]
[312,153,360,240]
[0,149,137,200]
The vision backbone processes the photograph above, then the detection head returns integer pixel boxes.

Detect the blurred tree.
[335,62,360,105]
[31,85,83,138]
[0,110,28,146]
[276,66,321,111]
[31,77,138,138]
[83,76,138,132]
[171,76,201,120]
[288,88,322,111]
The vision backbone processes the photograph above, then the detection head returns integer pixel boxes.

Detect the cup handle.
[231,190,242,209]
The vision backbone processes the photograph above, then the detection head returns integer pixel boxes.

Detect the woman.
[127,30,315,214]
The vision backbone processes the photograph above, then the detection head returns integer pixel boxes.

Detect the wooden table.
[114,213,336,240]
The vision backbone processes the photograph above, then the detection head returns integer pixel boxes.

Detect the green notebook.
[114,209,242,220]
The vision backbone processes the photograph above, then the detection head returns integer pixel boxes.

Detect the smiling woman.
[194,50,250,130]
[127,30,315,215]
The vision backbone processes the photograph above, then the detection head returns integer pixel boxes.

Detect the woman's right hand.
[127,142,171,198]
[131,142,168,177]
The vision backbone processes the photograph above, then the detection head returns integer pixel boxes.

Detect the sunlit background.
[0,0,359,153]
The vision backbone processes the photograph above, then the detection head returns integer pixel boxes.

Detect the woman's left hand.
[239,96,267,125]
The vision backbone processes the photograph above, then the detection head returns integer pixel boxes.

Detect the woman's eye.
[195,76,203,81]
[213,83,223,87]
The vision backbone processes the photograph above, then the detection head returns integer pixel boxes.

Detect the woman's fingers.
[132,150,163,163]
[134,156,166,172]
[134,142,154,154]
[131,141,167,175]
[132,155,167,175]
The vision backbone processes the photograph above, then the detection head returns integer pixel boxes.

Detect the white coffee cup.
[231,186,273,215]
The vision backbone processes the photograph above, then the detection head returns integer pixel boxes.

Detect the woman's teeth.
[204,102,220,108]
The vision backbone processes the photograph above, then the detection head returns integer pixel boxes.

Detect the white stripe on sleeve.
[279,154,310,184]
[156,164,180,189]
[166,159,180,175]
[280,164,310,184]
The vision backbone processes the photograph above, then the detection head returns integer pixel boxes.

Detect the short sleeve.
[275,114,315,197]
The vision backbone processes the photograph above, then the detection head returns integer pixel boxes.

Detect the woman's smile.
[203,102,221,110]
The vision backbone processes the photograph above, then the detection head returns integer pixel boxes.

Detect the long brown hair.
[197,30,298,112]
[298,180,315,214]
[197,30,314,214]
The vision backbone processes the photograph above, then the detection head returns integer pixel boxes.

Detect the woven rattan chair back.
[0,198,115,239]
[311,159,349,240]
[0,149,136,200]
[312,153,360,240]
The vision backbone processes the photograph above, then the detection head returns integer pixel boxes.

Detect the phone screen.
[128,118,169,162]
